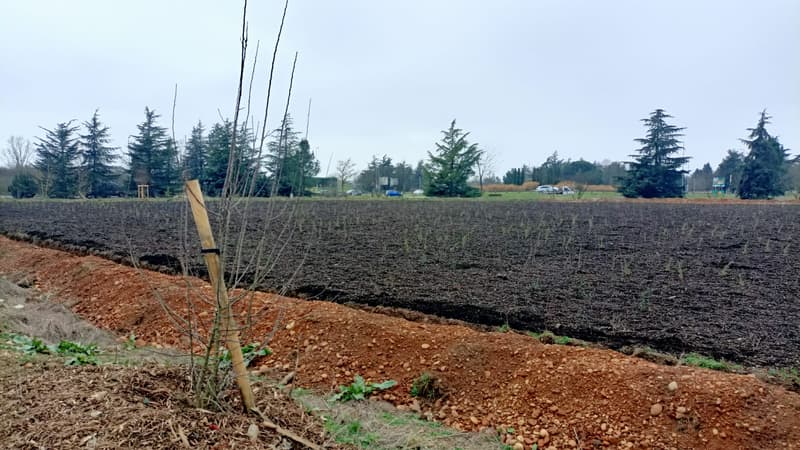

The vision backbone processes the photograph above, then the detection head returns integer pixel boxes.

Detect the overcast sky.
[1,1,797,175]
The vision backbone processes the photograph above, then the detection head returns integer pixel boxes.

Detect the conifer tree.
[79,110,118,197]
[265,115,319,196]
[35,121,81,198]
[128,107,177,196]
[738,111,790,199]
[619,109,689,198]
[424,120,482,197]
[184,121,207,186]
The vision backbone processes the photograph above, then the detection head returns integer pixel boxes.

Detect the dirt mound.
[1,236,799,449]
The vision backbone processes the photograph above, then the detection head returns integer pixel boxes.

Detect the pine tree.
[265,115,319,196]
[714,150,745,194]
[79,110,118,197]
[738,111,790,199]
[35,121,81,198]
[204,120,257,196]
[205,120,234,196]
[424,120,482,197]
[9,173,38,198]
[619,109,690,198]
[184,121,207,185]
[128,107,177,196]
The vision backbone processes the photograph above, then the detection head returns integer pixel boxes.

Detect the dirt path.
[1,236,798,449]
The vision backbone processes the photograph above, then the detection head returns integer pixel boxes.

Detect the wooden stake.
[185,179,255,412]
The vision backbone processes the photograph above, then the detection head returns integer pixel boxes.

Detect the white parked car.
[560,186,575,195]
[535,185,558,193]
[412,189,424,195]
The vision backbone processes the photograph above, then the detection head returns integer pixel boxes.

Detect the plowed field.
[1,199,798,366]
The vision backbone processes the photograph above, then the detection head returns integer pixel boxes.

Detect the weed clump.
[410,372,445,401]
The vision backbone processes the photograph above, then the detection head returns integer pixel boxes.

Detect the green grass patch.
[495,323,510,333]
[768,367,800,385]
[324,419,379,448]
[681,353,741,372]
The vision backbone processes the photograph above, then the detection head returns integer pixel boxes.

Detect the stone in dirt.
[650,403,663,416]
[247,424,259,442]
[667,381,678,392]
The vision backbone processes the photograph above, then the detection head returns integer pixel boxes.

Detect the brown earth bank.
[0,237,798,449]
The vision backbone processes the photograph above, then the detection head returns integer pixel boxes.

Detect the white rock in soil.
[650,403,663,416]
[247,423,259,442]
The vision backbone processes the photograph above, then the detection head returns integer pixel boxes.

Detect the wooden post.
[184,179,255,412]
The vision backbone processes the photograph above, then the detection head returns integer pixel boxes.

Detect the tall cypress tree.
[738,111,790,199]
[128,107,176,196]
[79,110,118,197]
[35,121,81,198]
[619,109,690,198]
[184,121,207,186]
[205,120,234,196]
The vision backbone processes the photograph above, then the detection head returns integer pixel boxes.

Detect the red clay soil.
[1,236,798,450]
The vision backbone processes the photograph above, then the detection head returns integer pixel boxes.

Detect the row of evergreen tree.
[9,108,795,200]
[10,108,320,199]
[500,110,795,199]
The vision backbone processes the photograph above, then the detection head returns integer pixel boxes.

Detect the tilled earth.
[1,199,799,366]
[1,237,799,449]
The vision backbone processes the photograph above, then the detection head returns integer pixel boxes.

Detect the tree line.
[4,108,797,200]
[5,108,321,199]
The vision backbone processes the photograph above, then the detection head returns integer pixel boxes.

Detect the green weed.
[219,342,271,369]
[410,372,444,400]
[331,375,396,402]
[768,367,800,385]
[681,353,740,372]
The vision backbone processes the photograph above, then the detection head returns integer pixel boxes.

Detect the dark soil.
[2,199,799,366]
[2,240,800,449]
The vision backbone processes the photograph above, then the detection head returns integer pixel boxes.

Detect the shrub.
[9,173,38,198]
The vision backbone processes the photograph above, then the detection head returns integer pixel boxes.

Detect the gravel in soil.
[1,237,799,449]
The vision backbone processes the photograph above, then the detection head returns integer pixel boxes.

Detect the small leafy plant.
[124,332,137,350]
[14,335,51,355]
[219,342,272,369]
[331,375,396,402]
[56,340,99,366]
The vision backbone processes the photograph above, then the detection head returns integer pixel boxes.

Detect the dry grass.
[294,390,504,450]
